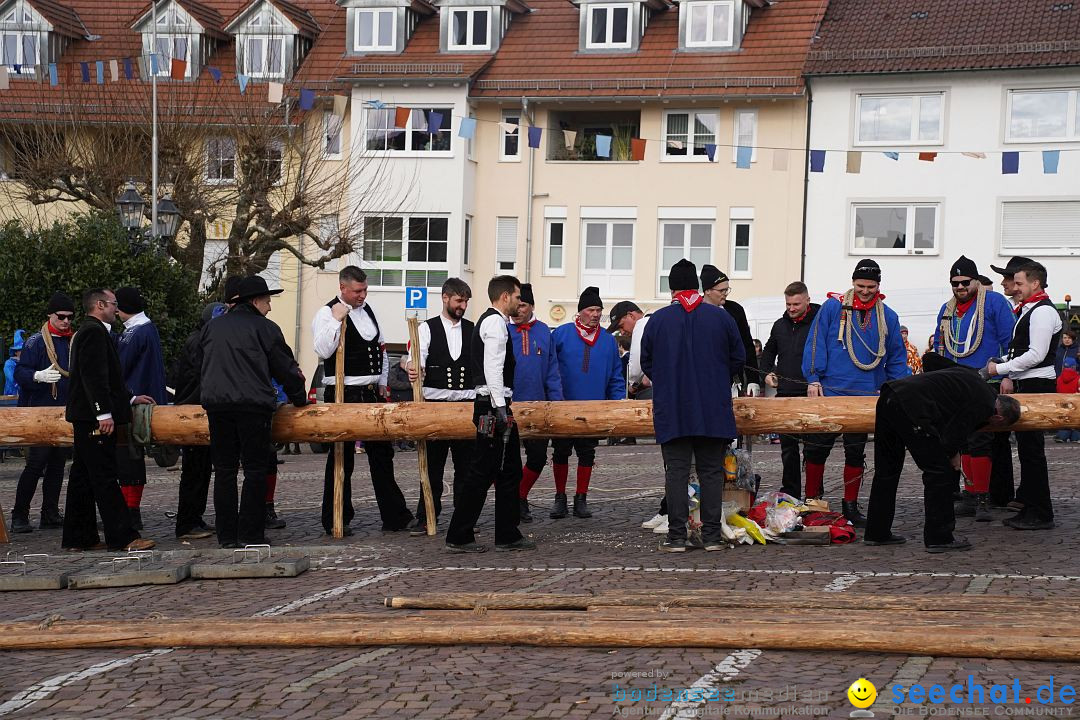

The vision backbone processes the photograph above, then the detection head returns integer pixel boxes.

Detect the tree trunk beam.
[0,394,1076,446]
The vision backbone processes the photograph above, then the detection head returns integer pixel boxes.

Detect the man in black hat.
[10,292,75,533]
[114,286,167,530]
[63,288,156,552]
[194,276,307,548]
[990,256,1034,307]
[608,300,650,400]
[549,286,625,519]
[700,265,760,397]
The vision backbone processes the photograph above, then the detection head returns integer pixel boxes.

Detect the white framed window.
[324,111,343,159]
[855,93,944,146]
[582,219,634,297]
[0,31,38,71]
[364,107,452,154]
[1000,200,1080,255]
[684,1,734,48]
[732,109,756,162]
[500,111,520,161]
[586,4,631,49]
[463,215,472,268]
[851,202,940,255]
[206,137,236,183]
[544,219,566,275]
[242,36,285,78]
[355,9,395,51]
[449,8,490,51]
[729,219,752,278]
[496,216,518,273]
[662,111,718,160]
[1006,88,1080,143]
[658,220,711,293]
[361,216,449,288]
[150,34,193,77]
[318,215,341,273]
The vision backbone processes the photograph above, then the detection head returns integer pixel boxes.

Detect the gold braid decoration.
[938,285,987,359]
[837,290,887,371]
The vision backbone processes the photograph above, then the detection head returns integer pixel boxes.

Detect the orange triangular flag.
[394,106,410,128]
[170,58,186,80]
[630,138,646,161]
[918,152,937,162]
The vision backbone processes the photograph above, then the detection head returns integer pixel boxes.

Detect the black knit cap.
[949,255,978,280]
[45,292,75,315]
[115,286,145,314]
[852,259,881,283]
[223,276,242,304]
[578,286,603,311]
[670,259,699,292]
[699,264,727,291]
[519,283,535,306]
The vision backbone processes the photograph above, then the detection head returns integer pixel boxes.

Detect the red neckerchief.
[575,319,600,347]
[512,318,535,355]
[673,290,703,312]
[790,308,809,324]
[48,321,73,337]
[954,296,976,318]
[1014,290,1049,316]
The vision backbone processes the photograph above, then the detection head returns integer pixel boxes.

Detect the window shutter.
[1001,201,1080,251]
[496,216,518,269]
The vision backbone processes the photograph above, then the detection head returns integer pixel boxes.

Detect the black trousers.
[416,438,473,523]
[864,395,957,547]
[1012,377,1055,521]
[660,436,729,544]
[321,385,412,533]
[990,431,1016,505]
[62,423,139,550]
[208,409,272,546]
[13,446,67,518]
[779,434,806,498]
[175,445,212,536]
[803,432,867,466]
[552,438,599,467]
[446,398,523,546]
[523,439,551,474]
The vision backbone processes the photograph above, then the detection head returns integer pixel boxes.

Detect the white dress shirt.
[627,315,650,386]
[412,315,475,401]
[998,303,1062,381]
[312,299,388,387]
[122,311,151,330]
[476,308,513,408]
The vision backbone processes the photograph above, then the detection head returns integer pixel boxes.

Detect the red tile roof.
[25,0,89,39]
[805,0,1080,76]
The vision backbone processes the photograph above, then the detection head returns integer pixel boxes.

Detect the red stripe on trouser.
[804,462,825,499]
[553,463,569,494]
[265,474,277,502]
[576,465,593,495]
[121,484,143,508]
[843,464,862,502]
[519,466,541,499]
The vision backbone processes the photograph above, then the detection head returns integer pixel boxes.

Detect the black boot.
[573,493,592,518]
[39,509,64,529]
[10,513,32,534]
[519,498,533,523]
[129,507,143,531]
[842,499,866,528]
[549,493,568,519]
[954,491,976,517]
[265,503,286,529]
[974,494,992,523]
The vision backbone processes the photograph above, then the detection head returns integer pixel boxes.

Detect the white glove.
[34,368,61,384]
[746,383,761,397]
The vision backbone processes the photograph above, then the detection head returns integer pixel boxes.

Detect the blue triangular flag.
[208,66,221,83]
[809,149,826,173]
[366,99,385,109]
[457,117,477,139]
[124,57,134,80]
[48,63,57,86]
[12,64,19,74]
[1043,150,1060,175]
[528,126,542,149]
[705,143,716,162]
[883,152,899,161]
[1002,151,1019,175]
[238,74,249,94]
[95,60,104,84]
[299,88,316,111]
[427,110,444,135]
[736,145,752,169]
[149,53,158,76]
[79,62,89,83]
[596,134,612,158]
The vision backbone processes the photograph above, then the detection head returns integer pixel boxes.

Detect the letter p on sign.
[405,286,427,310]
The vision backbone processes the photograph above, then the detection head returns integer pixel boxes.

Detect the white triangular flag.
[0,66,8,91]
[666,139,684,150]
[110,59,119,82]
[962,152,987,159]
[499,121,518,134]
[268,81,283,103]
[563,129,577,149]
[333,94,347,117]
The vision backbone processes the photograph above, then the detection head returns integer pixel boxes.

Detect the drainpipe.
[523,96,536,282]
[293,257,304,359]
[799,82,813,282]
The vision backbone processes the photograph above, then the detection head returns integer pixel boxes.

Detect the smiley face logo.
[847,678,877,709]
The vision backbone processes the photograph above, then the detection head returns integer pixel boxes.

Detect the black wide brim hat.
[233,276,284,303]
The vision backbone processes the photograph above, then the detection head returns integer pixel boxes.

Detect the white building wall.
[806,68,1080,344]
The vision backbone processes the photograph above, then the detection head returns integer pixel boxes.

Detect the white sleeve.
[628,317,648,385]
[998,306,1061,376]
[409,322,432,370]
[482,315,508,408]
[312,306,339,360]
[379,349,389,388]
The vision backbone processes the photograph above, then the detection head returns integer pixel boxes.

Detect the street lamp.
[154,195,181,240]
[114,183,181,249]
[116,180,146,232]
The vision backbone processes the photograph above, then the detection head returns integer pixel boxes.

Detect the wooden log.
[407,316,436,536]
[332,318,346,540]
[2,394,1079,446]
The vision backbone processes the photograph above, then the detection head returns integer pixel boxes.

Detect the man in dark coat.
[642,259,745,552]
[194,276,307,548]
[700,265,759,397]
[864,366,1021,552]
[63,289,156,552]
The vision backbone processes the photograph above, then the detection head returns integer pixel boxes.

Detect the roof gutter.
[467,91,804,103]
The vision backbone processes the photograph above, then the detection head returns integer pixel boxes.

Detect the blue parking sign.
[405,286,428,309]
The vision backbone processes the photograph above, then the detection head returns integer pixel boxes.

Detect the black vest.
[423,316,474,391]
[471,308,515,393]
[323,299,383,379]
[1009,297,1061,370]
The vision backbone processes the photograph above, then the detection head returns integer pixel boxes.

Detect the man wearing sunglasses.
[10,293,75,534]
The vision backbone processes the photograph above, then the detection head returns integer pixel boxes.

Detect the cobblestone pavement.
[2,438,1079,719]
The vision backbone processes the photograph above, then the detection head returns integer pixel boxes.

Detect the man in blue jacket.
[802,259,910,527]
[510,283,563,523]
[642,259,744,552]
[11,293,74,533]
[550,286,625,519]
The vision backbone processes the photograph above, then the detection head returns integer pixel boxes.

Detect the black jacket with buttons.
[761,303,820,397]
[66,317,133,425]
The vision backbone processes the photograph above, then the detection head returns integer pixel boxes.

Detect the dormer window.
[225,0,318,79]
[355,9,395,51]
[151,7,193,77]
[132,0,227,81]
[437,0,527,54]
[586,4,630,49]
[684,0,732,48]
[449,8,489,50]
[0,5,40,74]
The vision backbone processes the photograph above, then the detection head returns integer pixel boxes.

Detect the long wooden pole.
[407,317,437,536]
[331,318,346,539]
[3,394,1080,446]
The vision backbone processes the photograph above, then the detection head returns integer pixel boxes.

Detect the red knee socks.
[553,463,569,495]
[804,462,825,499]
[265,474,277,503]
[121,485,143,509]
[843,464,863,502]
[520,466,541,499]
[576,466,592,495]
[962,455,991,494]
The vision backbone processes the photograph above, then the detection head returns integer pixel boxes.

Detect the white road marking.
[823,574,861,593]
[284,648,396,693]
[872,656,934,713]
[659,649,762,720]
[963,576,993,595]
[254,568,410,617]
